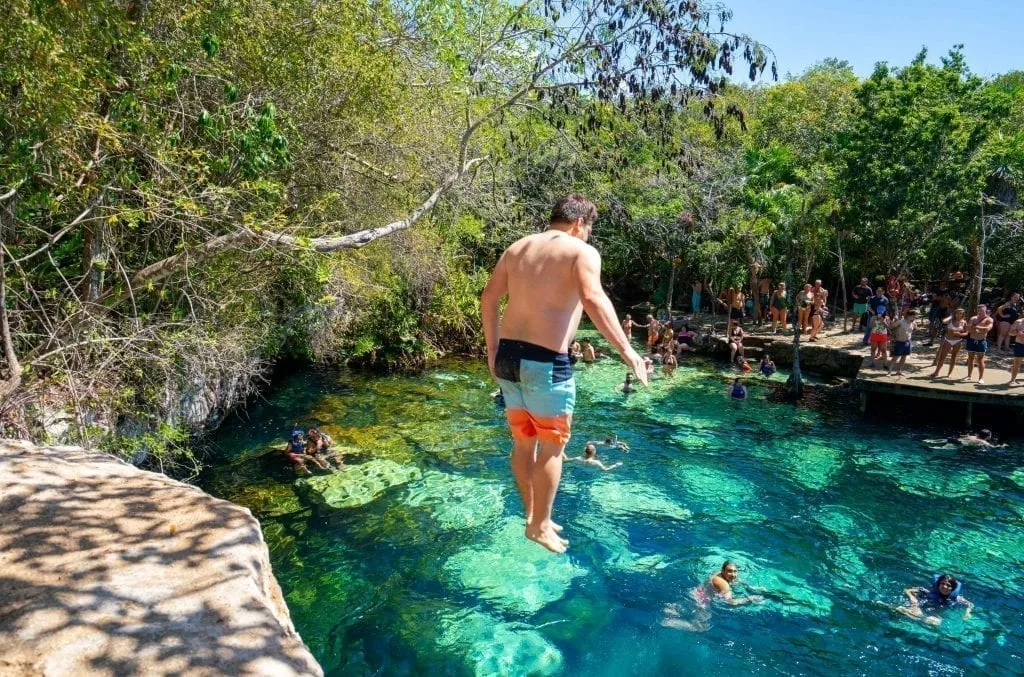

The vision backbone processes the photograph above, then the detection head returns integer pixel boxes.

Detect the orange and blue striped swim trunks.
[494,339,575,446]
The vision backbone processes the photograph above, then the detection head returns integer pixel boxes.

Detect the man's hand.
[623,346,649,386]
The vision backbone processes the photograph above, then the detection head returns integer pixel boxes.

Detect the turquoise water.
[201,339,1024,675]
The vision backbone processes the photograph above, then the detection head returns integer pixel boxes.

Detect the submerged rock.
[444,518,587,614]
[0,440,321,676]
[295,459,421,510]
[437,609,564,676]
[401,471,505,531]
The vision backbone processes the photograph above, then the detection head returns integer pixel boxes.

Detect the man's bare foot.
[526,517,563,532]
[525,525,568,554]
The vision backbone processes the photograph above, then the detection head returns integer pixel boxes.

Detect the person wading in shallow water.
[481,194,647,554]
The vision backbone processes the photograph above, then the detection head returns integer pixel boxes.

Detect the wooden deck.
[700,317,1024,424]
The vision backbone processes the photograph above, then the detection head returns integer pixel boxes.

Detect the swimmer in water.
[581,339,596,363]
[759,354,776,377]
[562,443,621,471]
[663,351,678,376]
[886,574,973,626]
[621,372,636,393]
[587,435,630,452]
[957,429,1003,448]
[662,561,764,632]
[729,378,747,401]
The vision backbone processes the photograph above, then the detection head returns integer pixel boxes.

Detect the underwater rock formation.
[294,459,421,509]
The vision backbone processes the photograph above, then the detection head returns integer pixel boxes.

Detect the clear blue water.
[201,336,1024,675]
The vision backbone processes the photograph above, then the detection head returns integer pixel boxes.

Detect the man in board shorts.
[481,194,647,553]
[965,304,994,384]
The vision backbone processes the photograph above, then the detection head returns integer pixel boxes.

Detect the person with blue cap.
[282,427,328,474]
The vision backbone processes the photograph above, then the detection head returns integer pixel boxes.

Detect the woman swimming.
[930,308,968,379]
[729,378,747,401]
[888,574,973,627]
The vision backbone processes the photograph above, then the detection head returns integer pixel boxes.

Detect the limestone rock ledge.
[0,440,322,677]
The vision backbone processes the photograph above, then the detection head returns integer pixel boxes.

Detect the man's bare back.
[495,231,588,353]
[480,194,646,554]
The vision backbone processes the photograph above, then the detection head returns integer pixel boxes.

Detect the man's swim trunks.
[966,337,988,354]
[494,338,575,445]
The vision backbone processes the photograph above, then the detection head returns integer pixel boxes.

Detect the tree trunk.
[666,262,677,316]
[749,262,760,326]
[785,253,803,399]
[0,234,23,402]
[971,200,985,313]
[81,222,109,303]
[836,230,849,332]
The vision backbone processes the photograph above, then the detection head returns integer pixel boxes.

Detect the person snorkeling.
[888,574,973,626]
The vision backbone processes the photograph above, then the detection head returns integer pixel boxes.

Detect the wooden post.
[859,390,867,415]
[965,401,973,428]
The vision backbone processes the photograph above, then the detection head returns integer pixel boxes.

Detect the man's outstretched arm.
[574,246,647,385]
[481,253,509,378]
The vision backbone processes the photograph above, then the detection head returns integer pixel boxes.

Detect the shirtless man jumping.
[481,194,647,553]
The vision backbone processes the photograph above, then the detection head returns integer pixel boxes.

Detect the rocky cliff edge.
[0,440,322,676]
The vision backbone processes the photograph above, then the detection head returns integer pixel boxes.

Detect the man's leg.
[978,354,986,383]
[510,436,537,522]
[966,352,975,379]
[525,437,568,554]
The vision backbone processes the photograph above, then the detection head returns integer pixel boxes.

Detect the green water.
[201,340,1024,675]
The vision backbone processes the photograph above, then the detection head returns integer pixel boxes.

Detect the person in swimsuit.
[662,561,764,632]
[758,276,772,323]
[586,435,630,452]
[691,280,704,315]
[732,289,746,326]
[852,278,873,332]
[994,292,1021,352]
[1008,317,1024,385]
[887,308,918,378]
[770,282,788,335]
[888,574,973,627]
[930,308,968,379]
[808,283,827,342]
[728,324,745,364]
[562,443,622,471]
[646,315,662,351]
[729,378,747,400]
[868,308,890,369]
[481,194,647,553]
[621,372,636,393]
[759,354,776,377]
[663,351,678,376]
[797,283,814,335]
[676,324,695,352]
[283,429,326,474]
[306,428,342,468]
[622,314,647,340]
[964,305,995,384]
[580,339,597,363]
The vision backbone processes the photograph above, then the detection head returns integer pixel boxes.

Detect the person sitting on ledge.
[307,428,342,469]
[283,429,327,474]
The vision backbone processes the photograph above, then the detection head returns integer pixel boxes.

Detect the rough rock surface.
[0,440,322,677]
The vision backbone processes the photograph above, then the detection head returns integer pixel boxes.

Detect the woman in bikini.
[1008,316,1024,385]
[808,287,827,342]
[770,282,788,334]
[797,283,814,334]
[994,293,1020,352]
[930,308,968,379]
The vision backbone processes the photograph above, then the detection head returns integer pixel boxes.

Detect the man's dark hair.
[722,560,736,571]
[550,193,597,226]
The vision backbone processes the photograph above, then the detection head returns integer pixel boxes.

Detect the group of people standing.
[853,275,1024,385]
